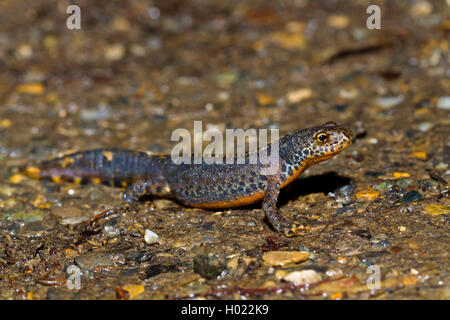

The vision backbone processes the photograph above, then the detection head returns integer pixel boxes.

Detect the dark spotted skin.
[23,122,353,237]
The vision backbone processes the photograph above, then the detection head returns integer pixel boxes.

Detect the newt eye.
[316,132,329,143]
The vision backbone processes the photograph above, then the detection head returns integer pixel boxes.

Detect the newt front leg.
[262,169,305,237]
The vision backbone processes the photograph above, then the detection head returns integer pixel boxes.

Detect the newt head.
[297,121,353,165]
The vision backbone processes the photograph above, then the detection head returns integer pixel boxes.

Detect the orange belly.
[191,191,266,209]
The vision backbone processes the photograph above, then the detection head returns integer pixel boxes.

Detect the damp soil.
[0,0,448,299]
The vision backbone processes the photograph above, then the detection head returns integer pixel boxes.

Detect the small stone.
[410,268,419,275]
[417,122,434,132]
[286,88,312,103]
[262,251,310,266]
[130,44,146,57]
[393,172,411,179]
[16,83,45,95]
[125,251,152,262]
[339,87,359,99]
[401,190,421,203]
[215,71,238,86]
[104,225,120,238]
[435,162,448,170]
[375,96,404,109]
[407,151,427,160]
[52,206,84,218]
[15,43,33,59]
[104,43,125,61]
[423,204,449,216]
[327,15,350,29]
[4,209,43,223]
[325,268,344,279]
[257,93,275,105]
[121,284,145,299]
[437,96,450,110]
[357,250,389,264]
[64,248,78,258]
[375,182,393,193]
[409,1,433,17]
[274,270,289,280]
[0,119,11,128]
[144,229,159,245]
[80,104,111,121]
[111,17,131,32]
[61,217,87,225]
[283,270,322,285]
[192,248,226,280]
[74,252,114,269]
[270,32,306,50]
[355,187,380,201]
[9,174,23,184]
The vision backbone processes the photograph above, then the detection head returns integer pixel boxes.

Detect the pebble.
[74,252,114,269]
[339,87,359,99]
[130,44,146,57]
[375,96,404,109]
[111,17,131,32]
[4,209,43,223]
[16,83,45,95]
[423,204,449,216]
[407,151,427,160]
[335,183,355,198]
[0,186,16,196]
[0,198,18,209]
[15,43,33,59]
[401,190,421,203]
[327,15,350,29]
[192,246,226,280]
[270,32,306,50]
[64,248,78,259]
[121,284,145,299]
[215,71,238,86]
[80,104,111,121]
[52,206,84,218]
[437,96,450,110]
[125,251,152,263]
[283,270,322,286]
[286,88,312,103]
[375,182,393,193]
[418,122,434,132]
[104,225,120,238]
[409,1,433,17]
[393,172,411,179]
[0,119,11,128]
[355,187,380,201]
[144,229,159,245]
[257,93,275,105]
[435,162,448,170]
[61,217,87,225]
[104,43,125,61]
[357,250,389,264]
[262,251,310,266]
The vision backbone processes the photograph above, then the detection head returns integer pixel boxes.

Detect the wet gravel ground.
[0,0,449,299]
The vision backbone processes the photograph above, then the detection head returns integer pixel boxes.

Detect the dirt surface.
[0,0,449,300]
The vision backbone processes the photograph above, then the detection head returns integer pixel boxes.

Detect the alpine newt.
[22,121,353,236]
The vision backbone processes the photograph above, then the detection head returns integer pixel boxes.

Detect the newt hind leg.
[122,175,171,202]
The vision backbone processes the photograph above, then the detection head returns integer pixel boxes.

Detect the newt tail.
[22,121,353,237]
